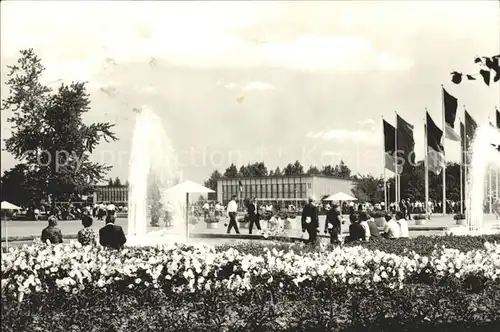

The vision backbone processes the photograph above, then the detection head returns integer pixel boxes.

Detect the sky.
[1,0,499,185]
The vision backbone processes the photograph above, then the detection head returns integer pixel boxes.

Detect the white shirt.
[226,200,237,214]
[106,204,116,211]
[397,219,409,238]
[203,203,209,210]
[384,220,401,239]
[360,221,371,240]
[215,204,221,211]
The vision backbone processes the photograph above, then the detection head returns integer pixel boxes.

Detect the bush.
[454,213,466,220]
[2,240,500,331]
[413,214,426,220]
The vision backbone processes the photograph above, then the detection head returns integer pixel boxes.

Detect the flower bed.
[2,239,500,331]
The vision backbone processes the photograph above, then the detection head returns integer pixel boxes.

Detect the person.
[226,195,240,234]
[215,202,221,217]
[99,214,127,249]
[383,213,400,239]
[395,211,409,238]
[366,214,380,238]
[34,207,40,221]
[346,213,365,242]
[106,202,116,217]
[41,216,63,244]
[301,197,319,245]
[324,204,342,244]
[78,211,96,246]
[358,211,371,242]
[203,202,210,219]
[247,197,261,235]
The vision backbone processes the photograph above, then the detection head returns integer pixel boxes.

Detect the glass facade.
[219,176,312,203]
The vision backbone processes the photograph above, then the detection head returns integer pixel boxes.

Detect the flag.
[426,112,445,175]
[442,88,461,141]
[460,121,466,164]
[383,119,399,173]
[396,114,415,169]
[496,109,500,129]
[464,110,477,163]
[238,180,243,192]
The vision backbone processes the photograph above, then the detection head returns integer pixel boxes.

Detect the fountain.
[448,124,500,235]
[126,106,187,246]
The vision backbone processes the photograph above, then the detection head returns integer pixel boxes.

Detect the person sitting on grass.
[78,210,96,246]
[41,216,63,244]
[396,210,409,238]
[358,211,371,242]
[346,213,365,243]
[366,213,381,238]
[382,212,400,239]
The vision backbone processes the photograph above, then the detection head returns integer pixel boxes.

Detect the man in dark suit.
[99,215,127,249]
[41,216,63,244]
[301,197,319,244]
[247,197,261,235]
[346,213,365,243]
[324,204,343,244]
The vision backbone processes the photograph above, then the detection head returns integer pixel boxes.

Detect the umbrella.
[323,192,357,215]
[1,201,21,251]
[323,192,357,201]
[163,181,215,240]
[1,201,21,210]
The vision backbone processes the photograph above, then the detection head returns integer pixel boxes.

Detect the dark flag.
[460,121,466,164]
[426,112,445,175]
[496,109,500,129]
[383,119,398,173]
[442,88,461,141]
[464,110,477,163]
[396,114,415,168]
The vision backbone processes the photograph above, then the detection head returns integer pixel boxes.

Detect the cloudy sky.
[1,1,499,184]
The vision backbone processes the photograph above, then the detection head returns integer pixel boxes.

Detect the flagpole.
[459,116,464,214]
[382,115,388,210]
[395,111,400,209]
[489,166,493,214]
[441,85,446,216]
[463,106,468,219]
[497,107,500,201]
[424,119,429,221]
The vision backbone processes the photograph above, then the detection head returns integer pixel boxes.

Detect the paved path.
[3,214,500,242]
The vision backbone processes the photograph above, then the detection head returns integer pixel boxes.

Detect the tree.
[283,160,304,176]
[321,165,335,176]
[113,177,122,186]
[273,167,282,176]
[0,164,42,207]
[306,165,321,175]
[451,55,500,86]
[2,49,117,206]
[224,163,238,178]
[107,178,114,187]
[204,170,222,192]
[334,161,351,179]
[351,174,385,203]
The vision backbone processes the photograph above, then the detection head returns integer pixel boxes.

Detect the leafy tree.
[351,174,384,203]
[107,178,114,187]
[2,49,117,207]
[204,170,222,192]
[283,160,304,176]
[451,55,500,85]
[321,165,335,176]
[238,162,268,177]
[269,170,274,176]
[334,160,351,179]
[306,165,321,175]
[113,177,122,186]
[0,164,42,207]
[224,163,238,178]
[273,167,282,176]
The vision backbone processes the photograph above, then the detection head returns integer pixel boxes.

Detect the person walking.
[301,197,319,245]
[226,195,240,234]
[247,197,261,235]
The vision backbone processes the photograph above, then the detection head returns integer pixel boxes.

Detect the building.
[216,175,353,205]
[93,185,128,205]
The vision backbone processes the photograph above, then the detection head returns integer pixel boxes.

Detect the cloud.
[357,118,375,125]
[243,81,276,91]
[306,129,380,146]
[224,82,238,89]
